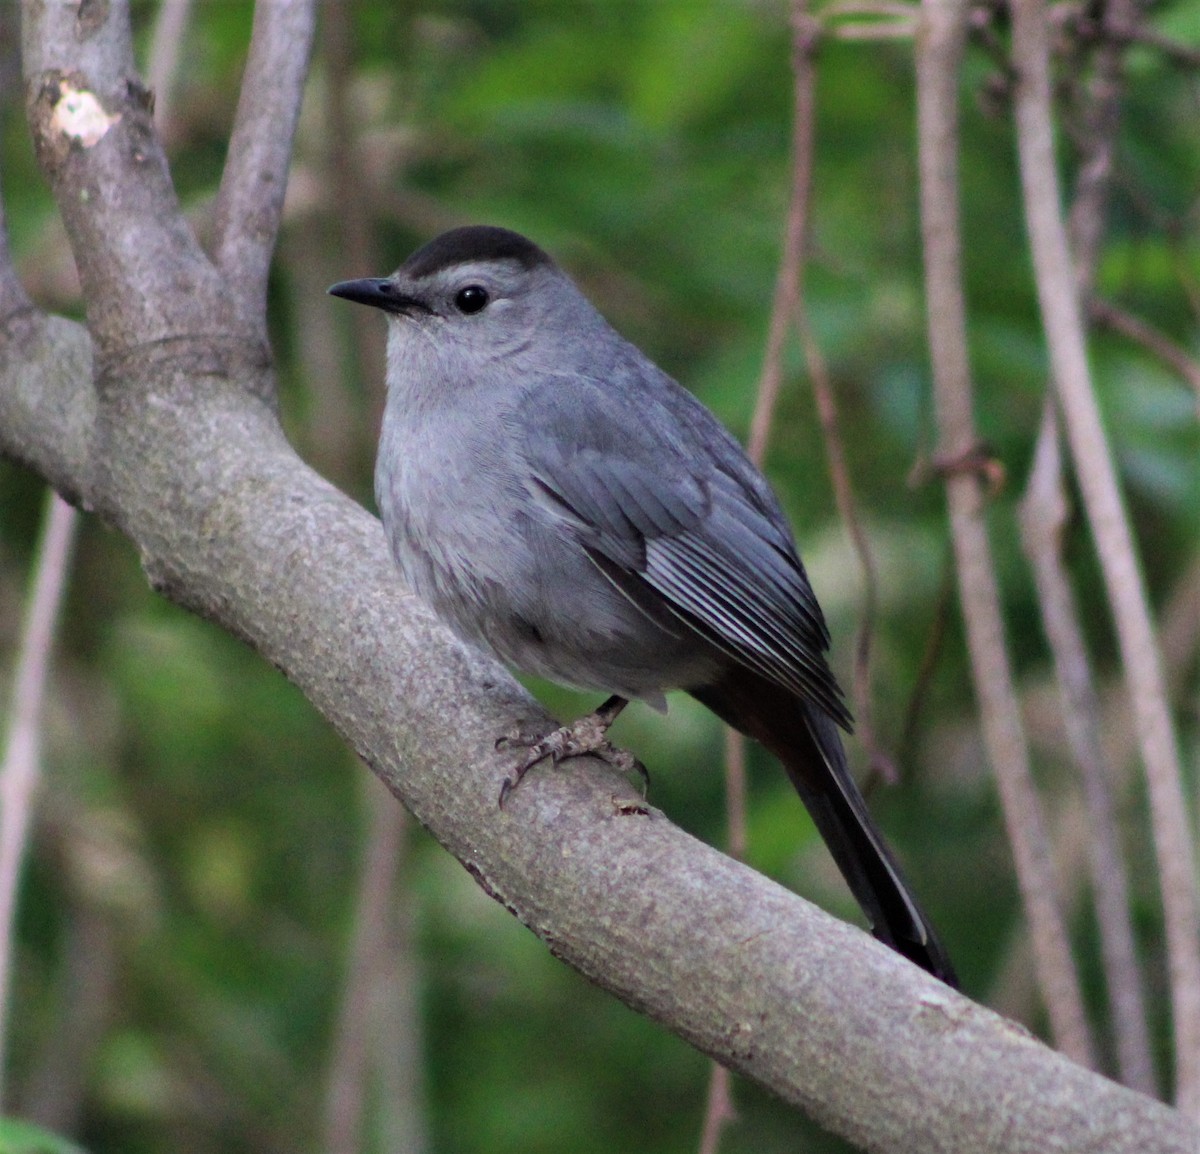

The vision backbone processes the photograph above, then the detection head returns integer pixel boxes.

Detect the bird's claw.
[497,717,647,807]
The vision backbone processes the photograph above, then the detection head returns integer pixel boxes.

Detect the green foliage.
[2,0,1197,1151]
[0,1118,87,1154]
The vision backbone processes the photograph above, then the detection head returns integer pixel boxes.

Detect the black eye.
[454,285,489,314]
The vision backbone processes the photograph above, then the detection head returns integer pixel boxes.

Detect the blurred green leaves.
[3,0,1198,1150]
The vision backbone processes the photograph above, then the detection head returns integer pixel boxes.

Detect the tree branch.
[915,0,1095,1070]
[211,0,317,331]
[1018,404,1155,1096]
[2,1,1197,1148]
[0,488,77,1106]
[1010,0,1200,1117]
[1042,0,1157,1093]
[1089,297,1200,412]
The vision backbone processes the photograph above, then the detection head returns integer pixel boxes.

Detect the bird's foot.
[496,695,646,806]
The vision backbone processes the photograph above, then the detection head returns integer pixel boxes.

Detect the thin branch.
[822,0,917,37]
[797,306,894,783]
[823,0,916,17]
[916,0,1095,1068]
[898,550,954,768]
[752,1,892,777]
[746,3,814,465]
[1018,405,1155,1096]
[1010,0,1200,1117]
[0,490,78,1106]
[1074,9,1200,70]
[211,0,317,331]
[1049,0,1157,1093]
[696,1063,736,1154]
[145,0,193,132]
[324,773,410,1154]
[324,0,381,439]
[372,820,429,1154]
[700,1,818,1138]
[828,21,917,41]
[699,4,828,1138]
[1089,298,1200,410]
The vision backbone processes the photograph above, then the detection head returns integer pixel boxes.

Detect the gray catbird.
[330,225,956,985]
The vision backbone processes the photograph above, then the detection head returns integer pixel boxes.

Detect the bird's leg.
[497,694,647,805]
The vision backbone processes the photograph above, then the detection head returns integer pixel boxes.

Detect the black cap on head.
[402,226,552,279]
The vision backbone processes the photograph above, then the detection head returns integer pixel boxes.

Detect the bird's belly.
[392,511,717,701]
[479,593,720,701]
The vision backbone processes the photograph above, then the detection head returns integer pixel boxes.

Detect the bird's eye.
[454,285,490,314]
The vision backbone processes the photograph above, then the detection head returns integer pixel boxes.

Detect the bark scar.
[51,81,121,147]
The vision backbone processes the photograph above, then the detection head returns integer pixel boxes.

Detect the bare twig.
[700,3,824,1140]
[1042,0,1157,1093]
[323,0,380,460]
[324,774,409,1154]
[211,0,317,331]
[898,550,954,769]
[1018,406,1155,1095]
[1010,0,1200,1116]
[752,0,891,776]
[916,0,1095,1068]
[697,1062,736,1154]
[746,5,817,465]
[1089,298,1200,409]
[371,849,429,1154]
[829,21,917,42]
[144,0,193,132]
[797,307,894,783]
[1073,8,1200,70]
[822,0,917,37]
[823,0,916,17]
[0,490,78,1105]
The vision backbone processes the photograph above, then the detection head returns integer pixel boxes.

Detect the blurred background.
[1,1,1198,1151]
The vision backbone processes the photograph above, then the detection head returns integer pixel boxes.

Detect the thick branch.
[3,1,1196,1148]
[0,304,1193,1150]
[22,0,241,366]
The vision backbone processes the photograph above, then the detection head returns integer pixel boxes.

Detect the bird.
[329,225,957,986]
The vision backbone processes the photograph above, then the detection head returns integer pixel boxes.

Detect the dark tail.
[692,670,957,987]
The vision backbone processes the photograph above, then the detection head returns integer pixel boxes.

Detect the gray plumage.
[330,226,956,985]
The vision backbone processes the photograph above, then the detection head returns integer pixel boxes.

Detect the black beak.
[328,278,428,315]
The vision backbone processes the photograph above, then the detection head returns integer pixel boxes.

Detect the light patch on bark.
[50,82,120,147]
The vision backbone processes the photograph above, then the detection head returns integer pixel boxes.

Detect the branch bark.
[1,1,1196,1149]
[915,0,1094,1070]
[1019,404,1155,1095]
[211,0,317,330]
[1010,0,1200,1117]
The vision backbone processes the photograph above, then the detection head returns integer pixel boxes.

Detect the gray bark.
[0,2,1193,1150]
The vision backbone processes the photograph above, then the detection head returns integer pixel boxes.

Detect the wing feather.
[520,379,850,729]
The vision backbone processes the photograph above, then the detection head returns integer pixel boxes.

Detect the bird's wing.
[519,380,851,728]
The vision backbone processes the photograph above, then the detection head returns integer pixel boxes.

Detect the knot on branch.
[909,441,1006,496]
[27,71,141,174]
